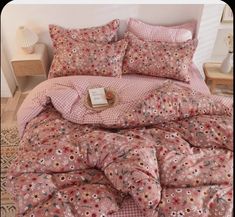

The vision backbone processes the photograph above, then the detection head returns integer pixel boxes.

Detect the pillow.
[172,20,196,37]
[48,39,128,78]
[49,19,120,49]
[122,32,198,83]
[127,18,196,42]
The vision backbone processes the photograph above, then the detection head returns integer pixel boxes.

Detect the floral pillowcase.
[122,32,198,83]
[49,19,120,50]
[48,39,128,78]
[48,19,128,78]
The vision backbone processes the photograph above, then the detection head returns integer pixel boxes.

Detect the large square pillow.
[49,19,120,49]
[122,32,198,83]
[48,39,128,78]
[127,18,196,42]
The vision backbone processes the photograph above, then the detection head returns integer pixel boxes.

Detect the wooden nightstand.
[11,43,49,93]
[203,62,233,94]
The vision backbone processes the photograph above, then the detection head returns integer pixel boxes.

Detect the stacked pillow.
[123,18,198,83]
[122,32,197,83]
[49,19,120,48]
[48,19,128,78]
[48,18,198,82]
[127,18,196,42]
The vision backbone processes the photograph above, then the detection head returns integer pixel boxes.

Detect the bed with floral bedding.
[6,72,233,217]
[6,18,233,217]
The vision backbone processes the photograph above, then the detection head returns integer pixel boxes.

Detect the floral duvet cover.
[7,76,233,217]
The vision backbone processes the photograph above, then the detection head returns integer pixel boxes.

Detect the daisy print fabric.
[49,19,120,49]
[7,76,233,217]
[123,32,198,83]
[48,39,128,78]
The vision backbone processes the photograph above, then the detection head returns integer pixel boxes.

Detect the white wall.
[1,42,17,97]
[1,4,203,62]
[211,27,233,61]
[1,3,224,96]
[194,4,224,78]
[211,4,233,61]
[1,70,14,97]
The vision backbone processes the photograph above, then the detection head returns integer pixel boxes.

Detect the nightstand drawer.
[11,60,45,76]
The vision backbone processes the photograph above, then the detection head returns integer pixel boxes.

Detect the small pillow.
[49,19,120,49]
[122,32,198,83]
[127,18,196,42]
[48,39,128,78]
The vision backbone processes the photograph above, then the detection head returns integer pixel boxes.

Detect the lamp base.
[22,45,35,54]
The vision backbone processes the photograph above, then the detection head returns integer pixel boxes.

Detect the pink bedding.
[123,64,232,108]
[7,66,233,217]
[122,64,210,93]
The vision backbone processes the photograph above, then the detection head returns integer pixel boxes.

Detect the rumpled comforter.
[7,76,233,217]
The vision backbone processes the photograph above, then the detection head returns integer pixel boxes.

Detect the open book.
[88,87,108,108]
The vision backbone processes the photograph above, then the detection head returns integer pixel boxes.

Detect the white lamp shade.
[16,26,38,48]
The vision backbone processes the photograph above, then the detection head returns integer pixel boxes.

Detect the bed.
[6,19,233,217]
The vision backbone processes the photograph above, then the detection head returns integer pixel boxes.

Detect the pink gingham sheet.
[17,63,232,139]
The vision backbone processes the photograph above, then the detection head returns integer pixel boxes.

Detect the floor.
[1,90,27,128]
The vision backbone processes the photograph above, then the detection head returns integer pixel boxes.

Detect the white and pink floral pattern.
[7,76,233,217]
[127,18,196,42]
[48,39,128,78]
[123,32,198,82]
[49,19,120,49]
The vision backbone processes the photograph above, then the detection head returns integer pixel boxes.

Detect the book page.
[88,88,108,107]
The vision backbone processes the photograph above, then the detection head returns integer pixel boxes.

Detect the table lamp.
[16,26,38,54]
